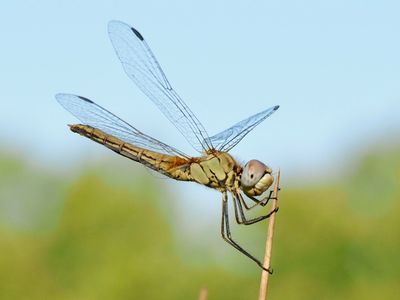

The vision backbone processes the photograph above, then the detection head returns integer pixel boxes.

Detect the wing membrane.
[108,20,212,153]
[208,105,279,152]
[56,93,189,158]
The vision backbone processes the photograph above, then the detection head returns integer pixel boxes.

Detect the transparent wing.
[108,20,213,153]
[56,93,189,158]
[207,105,279,152]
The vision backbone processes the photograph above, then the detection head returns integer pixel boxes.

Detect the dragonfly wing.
[56,93,189,158]
[108,20,213,153]
[207,105,279,152]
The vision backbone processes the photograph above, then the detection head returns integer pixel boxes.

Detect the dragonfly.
[56,20,279,272]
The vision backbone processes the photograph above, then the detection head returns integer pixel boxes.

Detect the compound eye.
[240,160,267,187]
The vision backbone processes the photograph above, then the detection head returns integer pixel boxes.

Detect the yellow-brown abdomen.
[69,124,190,180]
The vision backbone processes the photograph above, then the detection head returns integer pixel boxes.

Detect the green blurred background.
[2,1,400,299]
[0,141,399,299]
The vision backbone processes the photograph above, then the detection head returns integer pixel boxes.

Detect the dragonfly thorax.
[187,151,239,191]
[240,159,274,197]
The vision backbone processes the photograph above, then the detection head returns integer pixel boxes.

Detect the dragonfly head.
[240,160,274,197]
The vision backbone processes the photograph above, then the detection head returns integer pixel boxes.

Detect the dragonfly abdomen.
[69,124,191,179]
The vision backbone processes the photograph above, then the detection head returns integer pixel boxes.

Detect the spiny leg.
[233,192,278,225]
[238,191,276,211]
[220,192,272,274]
[221,193,255,259]
[232,191,244,224]
[241,190,276,210]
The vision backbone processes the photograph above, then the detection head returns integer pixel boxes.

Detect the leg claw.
[262,266,274,274]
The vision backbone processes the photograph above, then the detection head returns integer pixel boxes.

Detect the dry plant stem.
[198,287,208,300]
[258,168,281,300]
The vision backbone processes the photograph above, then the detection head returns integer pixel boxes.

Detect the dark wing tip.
[108,20,144,41]
[78,96,94,103]
[55,93,94,104]
[130,27,144,41]
[274,105,280,110]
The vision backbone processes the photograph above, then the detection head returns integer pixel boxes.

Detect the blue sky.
[1,0,400,184]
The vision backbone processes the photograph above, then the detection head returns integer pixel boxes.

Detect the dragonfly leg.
[231,192,245,224]
[244,190,277,209]
[237,191,273,210]
[259,190,279,206]
[220,192,273,274]
[233,192,278,225]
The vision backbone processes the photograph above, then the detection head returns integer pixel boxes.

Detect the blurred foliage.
[0,145,399,299]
